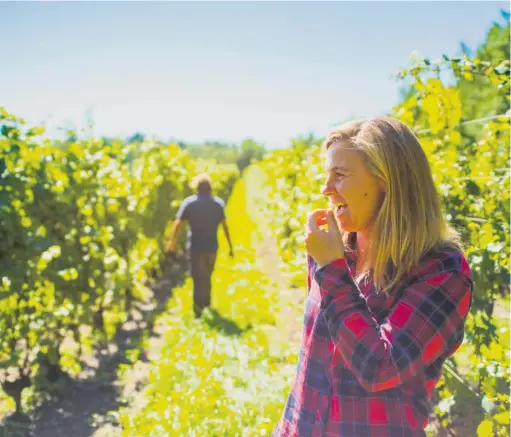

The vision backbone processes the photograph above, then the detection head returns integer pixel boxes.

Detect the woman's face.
[322,140,385,234]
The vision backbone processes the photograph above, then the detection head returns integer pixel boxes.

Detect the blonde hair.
[192,173,212,194]
[324,116,463,295]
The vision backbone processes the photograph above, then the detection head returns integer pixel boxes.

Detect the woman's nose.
[322,180,334,196]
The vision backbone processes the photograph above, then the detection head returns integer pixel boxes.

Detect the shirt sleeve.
[219,199,226,221]
[176,199,189,221]
[313,254,473,392]
[306,254,314,293]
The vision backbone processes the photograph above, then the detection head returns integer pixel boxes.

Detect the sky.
[1,1,509,149]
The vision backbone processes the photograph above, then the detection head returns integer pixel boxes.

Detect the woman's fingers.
[306,209,328,233]
[316,215,328,225]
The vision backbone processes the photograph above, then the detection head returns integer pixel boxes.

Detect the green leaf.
[495,412,510,425]
[477,419,494,437]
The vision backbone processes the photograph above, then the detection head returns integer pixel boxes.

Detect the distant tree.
[236,138,266,174]
[101,136,115,146]
[458,11,510,122]
[127,132,145,144]
[178,141,239,164]
[456,12,510,146]
[390,9,509,135]
[290,132,322,149]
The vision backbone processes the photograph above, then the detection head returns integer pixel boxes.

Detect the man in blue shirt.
[167,173,234,318]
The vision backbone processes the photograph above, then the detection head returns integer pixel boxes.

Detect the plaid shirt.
[272,243,473,437]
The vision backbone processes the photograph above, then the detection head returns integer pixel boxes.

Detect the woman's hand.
[305,209,345,267]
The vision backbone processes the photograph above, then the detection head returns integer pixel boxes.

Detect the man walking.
[167,173,234,318]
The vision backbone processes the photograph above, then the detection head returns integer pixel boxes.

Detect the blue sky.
[1,1,508,149]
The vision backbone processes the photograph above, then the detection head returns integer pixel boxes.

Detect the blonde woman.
[272,117,472,437]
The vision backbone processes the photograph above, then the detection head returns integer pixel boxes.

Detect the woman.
[272,117,473,437]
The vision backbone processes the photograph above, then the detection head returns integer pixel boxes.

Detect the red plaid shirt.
[272,243,473,437]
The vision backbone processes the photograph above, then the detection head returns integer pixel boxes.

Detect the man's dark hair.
[193,173,212,194]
